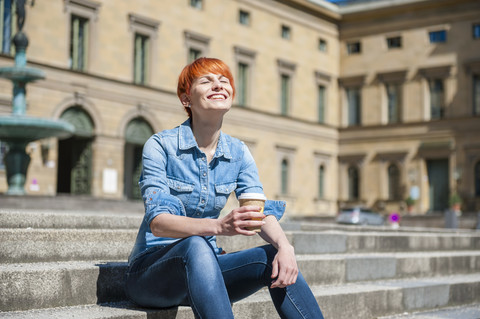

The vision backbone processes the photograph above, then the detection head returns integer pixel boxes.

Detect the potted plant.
[405,196,415,214]
[449,192,462,212]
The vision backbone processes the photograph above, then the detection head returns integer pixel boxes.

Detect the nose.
[212,77,222,90]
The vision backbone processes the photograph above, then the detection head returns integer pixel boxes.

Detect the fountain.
[0,0,74,195]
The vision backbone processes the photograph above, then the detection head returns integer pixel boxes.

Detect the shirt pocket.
[167,178,195,208]
[214,182,237,210]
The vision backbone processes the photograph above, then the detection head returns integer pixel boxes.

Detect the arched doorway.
[124,117,153,200]
[57,107,94,195]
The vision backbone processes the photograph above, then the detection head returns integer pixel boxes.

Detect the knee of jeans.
[182,236,216,260]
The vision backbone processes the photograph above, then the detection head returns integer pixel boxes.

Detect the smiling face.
[177,58,235,118]
[182,73,233,118]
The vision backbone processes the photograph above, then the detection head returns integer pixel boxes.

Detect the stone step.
[2,227,479,264]
[0,209,143,229]
[2,273,479,319]
[377,303,480,319]
[1,251,479,312]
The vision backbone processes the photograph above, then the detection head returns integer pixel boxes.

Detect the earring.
[186,103,191,108]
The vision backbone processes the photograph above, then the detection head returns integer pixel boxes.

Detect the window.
[386,83,402,123]
[0,0,15,55]
[318,38,327,52]
[239,10,250,26]
[475,161,480,197]
[347,41,361,54]
[388,164,401,200]
[348,165,359,200]
[237,62,249,106]
[473,23,480,39]
[128,14,159,86]
[69,15,89,71]
[278,59,295,116]
[281,25,291,40]
[184,31,210,63]
[429,30,447,43]
[429,79,445,119]
[234,46,256,108]
[474,75,480,115]
[346,87,361,126]
[281,158,289,195]
[280,74,290,115]
[189,48,201,63]
[317,85,326,123]
[318,165,325,199]
[133,33,149,85]
[190,0,203,9]
[387,36,402,49]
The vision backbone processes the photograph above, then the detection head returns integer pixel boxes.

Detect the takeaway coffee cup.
[238,193,267,232]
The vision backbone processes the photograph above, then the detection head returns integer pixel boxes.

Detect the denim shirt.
[128,119,286,263]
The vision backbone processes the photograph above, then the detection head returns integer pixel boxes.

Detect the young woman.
[125,57,324,319]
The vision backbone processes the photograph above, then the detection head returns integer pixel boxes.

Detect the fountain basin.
[0,67,45,82]
[0,115,74,143]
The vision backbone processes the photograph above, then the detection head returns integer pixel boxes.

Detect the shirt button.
[203,173,207,177]
[202,157,206,161]
[202,186,207,190]
[201,199,205,204]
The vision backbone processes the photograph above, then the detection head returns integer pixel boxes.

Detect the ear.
[180,93,190,107]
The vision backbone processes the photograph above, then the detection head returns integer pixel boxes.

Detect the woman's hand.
[270,244,298,289]
[217,206,265,236]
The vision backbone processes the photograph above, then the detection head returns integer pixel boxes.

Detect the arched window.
[281,158,289,195]
[348,165,359,200]
[475,161,480,197]
[388,163,401,200]
[318,165,325,199]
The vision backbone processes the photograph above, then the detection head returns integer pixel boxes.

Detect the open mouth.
[207,94,228,100]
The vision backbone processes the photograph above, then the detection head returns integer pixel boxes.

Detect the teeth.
[209,94,225,100]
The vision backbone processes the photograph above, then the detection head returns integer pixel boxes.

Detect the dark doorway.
[124,143,143,200]
[57,137,92,194]
[426,159,449,212]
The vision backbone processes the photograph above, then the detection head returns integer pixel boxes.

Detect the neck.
[191,116,222,160]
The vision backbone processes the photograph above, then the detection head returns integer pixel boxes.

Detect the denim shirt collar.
[178,119,232,160]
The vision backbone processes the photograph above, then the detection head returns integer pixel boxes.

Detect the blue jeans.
[125,236,324,319]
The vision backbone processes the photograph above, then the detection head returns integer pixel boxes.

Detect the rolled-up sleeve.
[139,135,186,225]
[264,200,286,221]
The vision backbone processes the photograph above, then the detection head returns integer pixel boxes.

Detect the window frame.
[315,71,331,124]
[318,38,327,52]
[184,30,210,63]
[276,145,296,198]
[234,46,256,107]
[428,78,445,120]
[128,14,160,86]
[346,41,361,55]
[429,29,447,43]
[281,24,291,40]
[386,36,402,49]
[277,59,296,116]
[239,10,250,26]
[386,83,402,124]
[64,0,100,73]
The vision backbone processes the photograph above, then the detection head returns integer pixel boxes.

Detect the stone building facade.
[0,0,479,217]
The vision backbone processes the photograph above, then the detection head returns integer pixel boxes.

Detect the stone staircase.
[0,208,479,318]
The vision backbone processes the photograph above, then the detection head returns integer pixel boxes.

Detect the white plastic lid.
[238,193,267,200]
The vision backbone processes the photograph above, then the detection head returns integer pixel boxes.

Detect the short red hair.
[177,57,235,117]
